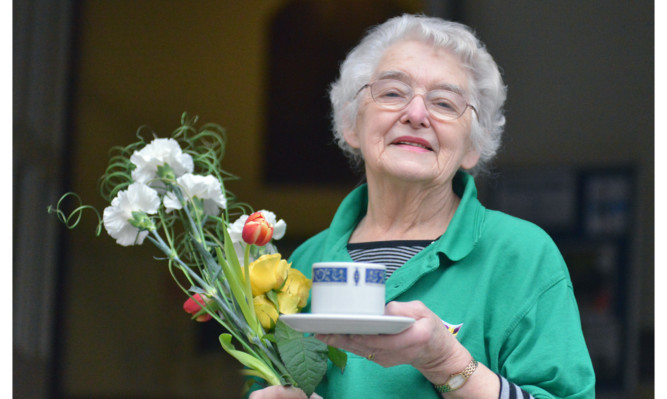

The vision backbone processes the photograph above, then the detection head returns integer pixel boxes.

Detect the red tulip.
[183,293,212,322]
[242,211,274,246]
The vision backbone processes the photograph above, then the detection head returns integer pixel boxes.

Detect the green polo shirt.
[288,172,595,399]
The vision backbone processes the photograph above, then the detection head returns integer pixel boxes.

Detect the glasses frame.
[356,79,478,122]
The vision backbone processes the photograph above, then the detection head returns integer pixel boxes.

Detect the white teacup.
[311,262,386,315]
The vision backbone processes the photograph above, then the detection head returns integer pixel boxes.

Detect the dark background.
[14,1,654,398]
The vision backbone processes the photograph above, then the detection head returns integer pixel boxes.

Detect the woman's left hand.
[316,301,471,381]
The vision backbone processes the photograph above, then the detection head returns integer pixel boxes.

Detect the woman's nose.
[399,94,431,128]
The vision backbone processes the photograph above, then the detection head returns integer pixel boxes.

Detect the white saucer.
[279,313,415,335]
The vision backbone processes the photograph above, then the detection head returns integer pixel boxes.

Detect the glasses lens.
[426,90,467,120]
[367,79,470,121]
[369,79,412,109]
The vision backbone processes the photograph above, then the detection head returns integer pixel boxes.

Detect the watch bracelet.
[433,358,479,393]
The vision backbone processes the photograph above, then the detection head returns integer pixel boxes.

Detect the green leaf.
[218,333,282,386]
[327,345,347,374]
[265,289,280,309]
[215,247,256,330]
[275,320,328,396]
[221,227,253,309]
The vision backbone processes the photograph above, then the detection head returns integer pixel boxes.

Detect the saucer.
[279,313,415,335]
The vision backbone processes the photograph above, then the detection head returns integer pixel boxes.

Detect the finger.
[248,385,308,399]
[316,334,381,360]
[317,333,367,352]
[384,300,434,318]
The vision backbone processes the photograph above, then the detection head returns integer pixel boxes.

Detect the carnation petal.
[130,138,194,184]
[163,192,182,212]
[228,215,249,243]
[176,174,226,216]
[126,183,161,213]
[102,182,159,246]
[273,219,287,240]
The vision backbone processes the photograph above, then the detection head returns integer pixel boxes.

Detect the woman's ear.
[461,147,481,170]
[342,127,360,149]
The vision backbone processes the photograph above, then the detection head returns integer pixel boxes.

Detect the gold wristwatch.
[433,358,478,393]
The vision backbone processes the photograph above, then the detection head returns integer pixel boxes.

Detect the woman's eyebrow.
[375,70,410,81]
[433,82,465,96]
[375,71,466,95]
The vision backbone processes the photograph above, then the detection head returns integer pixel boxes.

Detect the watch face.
[448,374,466,389]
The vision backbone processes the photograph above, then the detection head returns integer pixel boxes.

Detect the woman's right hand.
[248,386,322,399]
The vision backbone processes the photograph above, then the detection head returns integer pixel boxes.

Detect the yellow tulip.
[277,291,301,315]
[280,268,312,309]
[248,254,290,296]
[253,294,279,330]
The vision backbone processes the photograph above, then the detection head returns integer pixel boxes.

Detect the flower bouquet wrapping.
[49,113,346,396]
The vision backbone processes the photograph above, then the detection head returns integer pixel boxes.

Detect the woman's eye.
[431,97,460,112]
[434,100,455,109]
[379,88,407,99]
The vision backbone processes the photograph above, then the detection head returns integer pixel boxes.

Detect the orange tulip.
[242,211,274,246]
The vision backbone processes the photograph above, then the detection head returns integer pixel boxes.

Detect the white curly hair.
[329,14,507,175]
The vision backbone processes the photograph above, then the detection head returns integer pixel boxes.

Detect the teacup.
[310,262,386,315]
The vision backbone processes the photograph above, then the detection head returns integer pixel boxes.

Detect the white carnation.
[130,138,194,184]
[103,183,160,246]
[163,173,227,216]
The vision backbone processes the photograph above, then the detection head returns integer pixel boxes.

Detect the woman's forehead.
[373,40,469,90]
[374,70,466,96]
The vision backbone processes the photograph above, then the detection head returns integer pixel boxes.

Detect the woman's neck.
[349,176,460,243]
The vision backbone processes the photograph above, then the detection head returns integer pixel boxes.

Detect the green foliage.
[327,345,348,374]
[49,113,345,394]
[275,321,329,396]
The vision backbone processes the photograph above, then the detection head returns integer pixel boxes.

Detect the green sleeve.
[500,278,596,398]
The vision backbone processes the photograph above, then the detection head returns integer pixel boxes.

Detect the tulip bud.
[242,211,274,246]
[183,293,213,322]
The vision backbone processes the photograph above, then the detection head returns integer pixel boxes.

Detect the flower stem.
[243,244,254,311]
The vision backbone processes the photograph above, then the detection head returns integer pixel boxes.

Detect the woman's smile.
[345,40,478,184]
[390,136,434,152]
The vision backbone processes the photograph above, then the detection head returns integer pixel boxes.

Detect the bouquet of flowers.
[49,113,345,396]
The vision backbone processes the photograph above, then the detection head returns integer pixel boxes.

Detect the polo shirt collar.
[435,171,484,261]
[324,171,484,262]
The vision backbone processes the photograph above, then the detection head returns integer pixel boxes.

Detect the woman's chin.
[372,164,445,185]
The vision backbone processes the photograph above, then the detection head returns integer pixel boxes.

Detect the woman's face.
[344,40,480,186]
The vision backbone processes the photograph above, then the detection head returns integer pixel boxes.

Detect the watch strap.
[433,358,479,393]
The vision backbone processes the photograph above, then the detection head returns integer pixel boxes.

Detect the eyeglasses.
[357,79,477,122]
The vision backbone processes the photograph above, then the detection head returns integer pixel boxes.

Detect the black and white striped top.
[347,240,433,278]
[498,373,535,399]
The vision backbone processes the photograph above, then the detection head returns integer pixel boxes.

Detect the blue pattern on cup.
[354,268,360,286]
[313,267,347,283]
[365,268,385,285]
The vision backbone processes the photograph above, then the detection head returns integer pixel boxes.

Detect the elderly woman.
[251,14,595,399]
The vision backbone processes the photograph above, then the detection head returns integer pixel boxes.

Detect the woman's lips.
[391,136,433,151]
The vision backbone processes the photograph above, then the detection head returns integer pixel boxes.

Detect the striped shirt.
[498,373,535,399]
[347,240,433,278]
